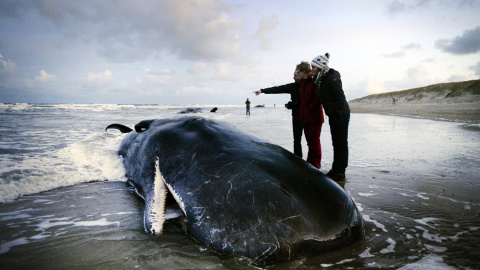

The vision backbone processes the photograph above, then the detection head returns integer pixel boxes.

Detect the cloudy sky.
[1,0,479,105]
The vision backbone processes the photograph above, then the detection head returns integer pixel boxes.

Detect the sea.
[0,103,479,269]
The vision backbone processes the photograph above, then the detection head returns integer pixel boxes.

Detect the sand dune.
[349,80,480,124]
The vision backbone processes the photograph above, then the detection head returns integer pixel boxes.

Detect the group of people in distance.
[254,53,350,182]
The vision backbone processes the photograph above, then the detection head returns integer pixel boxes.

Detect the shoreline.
[349,102,480,124]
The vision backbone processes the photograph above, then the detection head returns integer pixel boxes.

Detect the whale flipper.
[105,124,133,133]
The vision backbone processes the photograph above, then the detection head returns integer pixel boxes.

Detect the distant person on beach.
[253,64,304,158]
[312,53,350,181]
[245,98,251,115]
[392,97,396,105]
[298,61,324,168]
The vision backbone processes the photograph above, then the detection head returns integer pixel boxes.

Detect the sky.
[1,0,479,105]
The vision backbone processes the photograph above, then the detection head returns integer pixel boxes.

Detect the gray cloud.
[386,0,478,16]
[254,15,279,50]
[2,0,244,63]
[386,0,429,15]
[0,53,20,93]
[401,43,421,50]
[383,43,421,58]
[471,62,480,76]
[447,74,468,82]
[383,51,405,58]
[435,26,480,55]
[0,0,32,18]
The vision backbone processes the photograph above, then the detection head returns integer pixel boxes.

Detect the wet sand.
[349,102,480,124]
[1,106,479,269]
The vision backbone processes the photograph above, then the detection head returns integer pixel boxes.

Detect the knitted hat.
[311,53,330,70]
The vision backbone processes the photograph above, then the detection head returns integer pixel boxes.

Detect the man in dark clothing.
[254,68,303,158]
[312,53,350,181]
[245,98,251,115]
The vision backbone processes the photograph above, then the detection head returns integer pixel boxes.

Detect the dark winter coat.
[261,82,301,115]
[299,76,324,125]
[315,69,350,119]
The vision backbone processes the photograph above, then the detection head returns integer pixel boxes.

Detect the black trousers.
[329,113,350,174]
[292,112,303,158]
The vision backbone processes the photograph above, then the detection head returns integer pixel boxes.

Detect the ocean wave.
[0,131,126,203]
[0,103,136,112]
[0,103,244,113]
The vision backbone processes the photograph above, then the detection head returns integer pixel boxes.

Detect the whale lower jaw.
[143,157,168,234]
[143,157,187,235]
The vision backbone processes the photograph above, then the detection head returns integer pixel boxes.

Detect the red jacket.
[299,76,324,124]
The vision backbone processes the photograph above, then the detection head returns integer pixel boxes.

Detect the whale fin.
[105,124,133,133]
[144,157,168,234]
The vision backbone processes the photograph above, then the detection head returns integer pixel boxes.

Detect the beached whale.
[106,116,364,265]
[177,107,203,114]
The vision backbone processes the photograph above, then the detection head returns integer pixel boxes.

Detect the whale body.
[177,107,203,114]
[106,116,364,265]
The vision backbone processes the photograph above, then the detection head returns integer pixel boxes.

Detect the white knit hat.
[311,53,330,69]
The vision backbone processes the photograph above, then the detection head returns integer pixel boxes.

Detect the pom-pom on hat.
[311,53,330,69]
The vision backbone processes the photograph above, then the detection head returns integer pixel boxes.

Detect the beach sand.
[349,102,480,124]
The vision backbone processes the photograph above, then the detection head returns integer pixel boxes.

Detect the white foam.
[414,217,440,228]
[358,192,376,197]
[415,226,443,243]
[355,202,364,212]
[0,103,30,111]
[363,215,388,232]
[101,212,134,217]
[57,132,126,182]
[0,214,120,254]
[33,199,59,205]
[73,218,120,227]
[416,193,430,200]
[425,244,447,253]
[30,233,50,240]
[0,213,32,222]
[359,247,375,258]
[380,238,396,254]
[0,237,29,254]
[398,254,456,270]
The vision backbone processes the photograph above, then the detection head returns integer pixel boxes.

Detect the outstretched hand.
[253,90,262,96]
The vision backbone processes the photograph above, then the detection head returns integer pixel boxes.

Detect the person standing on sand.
[245,98,251,115]
[312,53,350,181]
[253,64,303,158]
[298,61,324,169]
